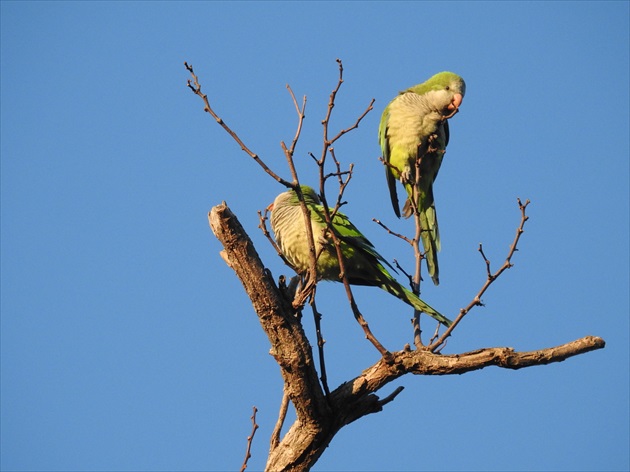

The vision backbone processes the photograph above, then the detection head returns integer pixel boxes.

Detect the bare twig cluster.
[428,198,531,351]
[208,202,604,471]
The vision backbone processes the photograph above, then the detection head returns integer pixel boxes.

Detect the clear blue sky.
[2,2,628,471]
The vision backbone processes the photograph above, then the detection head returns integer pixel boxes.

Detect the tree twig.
[282,85,307,169]
[377,386,405,407]
[258,209,285,262]
[372,218,413,245]
[184,62,291,187]
[270,390,290,451]
[276,88,319,306]
[240,406,259,472]
[310,298,331,397]
[312,60,387,358]
[428,198,531,351]
[411,182,425,349]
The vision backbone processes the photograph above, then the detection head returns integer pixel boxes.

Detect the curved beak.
[444,93,463,119]
[266,202,274,212]
[448,93,463,111]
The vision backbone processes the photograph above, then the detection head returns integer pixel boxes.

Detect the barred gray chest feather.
[387,92,441,146]
[270,202,322,272]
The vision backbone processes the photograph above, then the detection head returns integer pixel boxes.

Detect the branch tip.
[240,406,259,472]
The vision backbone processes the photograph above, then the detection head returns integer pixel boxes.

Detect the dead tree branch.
[208,205,329,425]
[428,198,531,351]
[184,62,291,187]
[192,61,605,472]
[208,202,605,472]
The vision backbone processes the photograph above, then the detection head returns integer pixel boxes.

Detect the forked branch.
[208,201,605,472]
[428,198,531,351]
[191,61,605,472]
[184,62,291,187]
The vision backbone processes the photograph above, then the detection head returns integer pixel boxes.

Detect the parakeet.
[269,186,452,327]
[379,71,466,286]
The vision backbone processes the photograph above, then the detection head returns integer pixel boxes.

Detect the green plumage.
[379,71,466,286]
[269,186,452,327]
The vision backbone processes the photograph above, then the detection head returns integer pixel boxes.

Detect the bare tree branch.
[184,62,292,187]
[332,336,606,404]
[191,61,605,472]
[307,60,388,358]
[208,205,329,430]
[372,218,413,245]
[428,198,531,351]
[208,201,605,472]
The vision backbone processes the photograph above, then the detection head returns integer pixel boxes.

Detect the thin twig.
[319,58,345,151]
[373,218,413,245]
[329,98,375,144]
[320,191,390,357]
[428,198,531,351]
[326,147,353,190]
[319,193,390,357]
[184,62,291,187]
[324,149,353,222]
[392,259,411,281]
[310,298,331,397]
[377,386,405,407]
[186,62,320,308]
[283,85,307,160]
[240,406,259,472]
[428,322,441,346]
[478,243,493,279]
[312,60,387,358]
[270,391,290,451]
[411,155,426,348]
[258,209,285,261]
[276,88,320,305]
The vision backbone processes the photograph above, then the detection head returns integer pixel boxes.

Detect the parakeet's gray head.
[408,71,466,117]
[270,185,321,210]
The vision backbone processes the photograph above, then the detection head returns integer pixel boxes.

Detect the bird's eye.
[445,86,450,90]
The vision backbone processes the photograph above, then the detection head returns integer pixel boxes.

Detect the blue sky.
[1,1,628,471]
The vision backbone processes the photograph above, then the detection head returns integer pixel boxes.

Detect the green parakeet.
[379,71,466,286]
[269,186,452,327]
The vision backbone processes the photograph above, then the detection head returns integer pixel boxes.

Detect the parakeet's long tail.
[402,200,440,286]
[378,279,452,327]
[420,204,440,286]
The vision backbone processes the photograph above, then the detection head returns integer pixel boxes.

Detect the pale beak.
[447,93,463,111]
[444,93,463,119]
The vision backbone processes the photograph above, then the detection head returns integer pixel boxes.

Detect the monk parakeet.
[379,71,466,286]
[269,186,452,327]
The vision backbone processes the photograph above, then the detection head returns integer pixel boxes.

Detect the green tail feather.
[401,287,452,327]
[403,199,440,286]
[378,280,452,327]
[419,206,440,286]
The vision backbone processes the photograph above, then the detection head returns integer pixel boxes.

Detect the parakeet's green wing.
[326,208,398,274]
[431,120,449,183]
[323,207,452,326]
[270,186,452,326]
[379,107,402,218]
[378,72,465,285]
